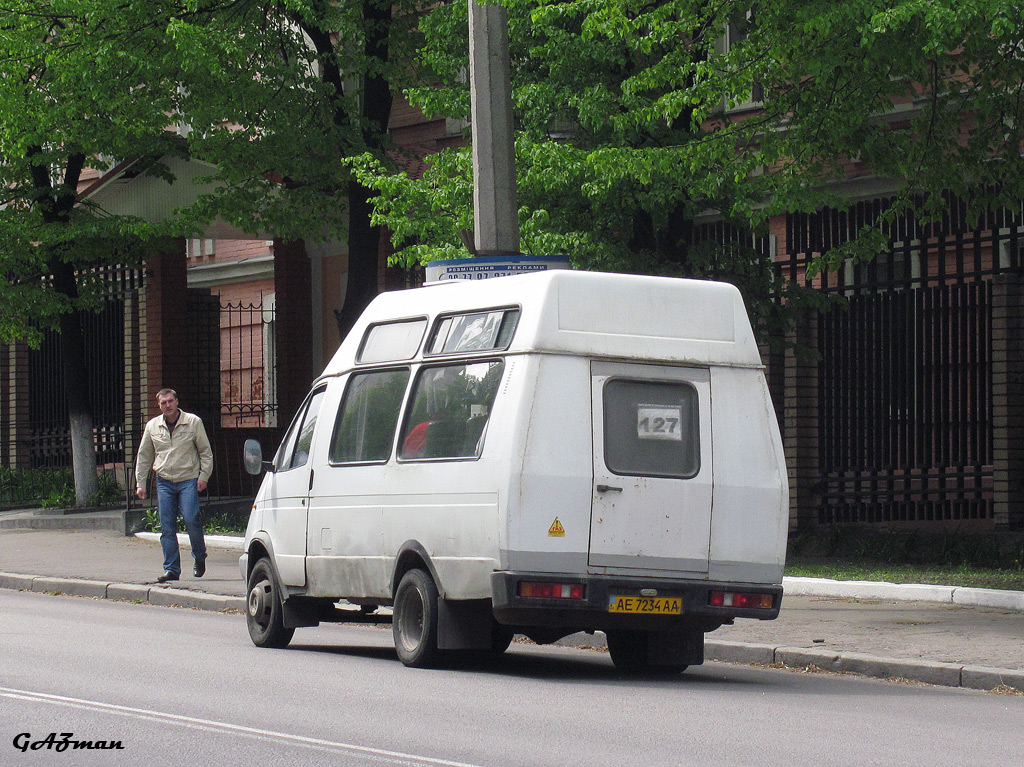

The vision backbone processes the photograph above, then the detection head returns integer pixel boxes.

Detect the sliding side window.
[398,360,505,460]
[329,369,411,463]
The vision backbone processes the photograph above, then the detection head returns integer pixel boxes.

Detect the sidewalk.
[1,525,1021,692]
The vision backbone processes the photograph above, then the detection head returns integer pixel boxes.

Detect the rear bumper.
[491,571,782,631]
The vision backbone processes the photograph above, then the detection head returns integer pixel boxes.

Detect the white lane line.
[1,686,483,767]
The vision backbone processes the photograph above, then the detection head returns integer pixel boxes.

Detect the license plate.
[607,595,682,615]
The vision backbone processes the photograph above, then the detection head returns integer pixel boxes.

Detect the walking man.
[136,388,213,582]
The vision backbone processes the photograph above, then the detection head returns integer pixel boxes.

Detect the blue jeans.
[156,477,206,576]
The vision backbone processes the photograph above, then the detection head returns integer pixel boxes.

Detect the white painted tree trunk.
[68,408,99,507]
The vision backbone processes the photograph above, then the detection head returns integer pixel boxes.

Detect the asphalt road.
[1,591,1021,767]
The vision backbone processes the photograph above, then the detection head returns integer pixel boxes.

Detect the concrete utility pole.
[468,1,520,257]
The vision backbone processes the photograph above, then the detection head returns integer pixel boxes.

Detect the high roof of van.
[321,270,763,376]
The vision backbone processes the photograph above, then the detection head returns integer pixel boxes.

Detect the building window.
[723,9,764,112]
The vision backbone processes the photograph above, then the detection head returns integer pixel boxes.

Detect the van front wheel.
[246,558,294,649]
[393,569,441,668]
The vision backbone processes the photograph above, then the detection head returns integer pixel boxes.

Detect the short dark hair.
[156,388,177,400]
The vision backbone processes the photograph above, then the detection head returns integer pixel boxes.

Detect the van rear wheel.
[393,569,442,668]
[606,630,687,675]
[246,558,294,649]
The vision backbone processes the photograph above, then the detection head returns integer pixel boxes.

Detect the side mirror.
[243,439,274,475]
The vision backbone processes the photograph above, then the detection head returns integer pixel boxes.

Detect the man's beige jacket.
[135,409,213,489]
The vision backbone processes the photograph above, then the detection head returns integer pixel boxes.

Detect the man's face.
[158,394,179,418]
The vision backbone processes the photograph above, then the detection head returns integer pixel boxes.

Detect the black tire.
[392,569,442,668]
[606,630,687,675]
[246,558,294,649]
[490,622,515,654]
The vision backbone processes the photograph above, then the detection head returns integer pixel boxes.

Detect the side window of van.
[358,319,427,363]
[330,368,411,463]
[603,380,700,479]
[426,309,519,355]
[398,360,504,460]
[278,386,326,471]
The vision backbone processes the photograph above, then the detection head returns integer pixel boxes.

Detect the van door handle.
[596,484,623,493]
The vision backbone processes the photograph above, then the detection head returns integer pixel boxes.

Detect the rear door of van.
[589,362,713,574]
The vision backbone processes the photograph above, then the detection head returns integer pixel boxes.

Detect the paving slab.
[0,528,245,597]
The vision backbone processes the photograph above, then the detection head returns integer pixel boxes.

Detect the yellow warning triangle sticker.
[548,517,566,537]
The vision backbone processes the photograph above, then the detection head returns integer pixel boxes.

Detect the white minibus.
[241,269,788,672]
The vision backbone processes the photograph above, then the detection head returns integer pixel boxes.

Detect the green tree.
[0,0,409,504]
[167,0,411,337]
[359,0,1024,339]
[0,0,200,504]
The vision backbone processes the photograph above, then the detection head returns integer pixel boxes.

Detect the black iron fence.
[816,281,992,524]
[1,276,285,508]
[784,195,1024,526]
[219,297,278,429]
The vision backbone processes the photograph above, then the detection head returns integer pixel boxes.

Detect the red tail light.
[709,590,774,609]
[518,581,585,600]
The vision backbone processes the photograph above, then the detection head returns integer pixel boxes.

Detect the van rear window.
[358,319,427,363]
[426,309,519,355]
[603,380,700,479]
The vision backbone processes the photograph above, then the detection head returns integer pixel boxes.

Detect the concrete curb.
[131,538,1024,611]
[703,640,1024,693]
[0,571,245,613]
[782,576,1024,611]
[135,532,244,551]
[4,522,1016,611]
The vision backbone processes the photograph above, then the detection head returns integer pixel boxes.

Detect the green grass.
[786,558,1024,592]
[142,508,247,536]
[0,466,122,508]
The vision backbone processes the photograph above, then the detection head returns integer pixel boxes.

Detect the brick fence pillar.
[784,314,821,532]
[142,238,190,415]
[122,287,145,495]
[273,239,313,428]
[991,273,1024,531]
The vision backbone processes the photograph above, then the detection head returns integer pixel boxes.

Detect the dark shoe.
[193,560,206,578]
[157,571,179,583]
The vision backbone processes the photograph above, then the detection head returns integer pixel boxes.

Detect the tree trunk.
[31,150,98,508]
[334,0,394,341]
[336,180,386,341]
[51,259,99,507]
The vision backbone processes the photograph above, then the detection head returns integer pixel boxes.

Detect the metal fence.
[23,284,134,469]
[1,277,286,508]
[219,297,278,429]
[783,195,1024,525]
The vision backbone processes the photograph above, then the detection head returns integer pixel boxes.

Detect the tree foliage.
[360,0,1024,338]
[0,0,415,502]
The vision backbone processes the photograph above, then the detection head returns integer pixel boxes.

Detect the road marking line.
[0,686,483,767]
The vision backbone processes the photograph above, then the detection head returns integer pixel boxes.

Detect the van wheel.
[606,630,686,675]
[393,569,442,668]
[491,622,515,654]
[247,558,294,649]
